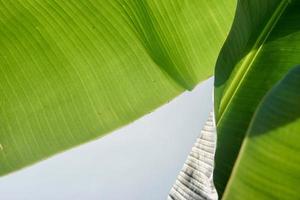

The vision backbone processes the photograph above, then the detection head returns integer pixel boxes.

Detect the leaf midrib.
[216,0,290,127]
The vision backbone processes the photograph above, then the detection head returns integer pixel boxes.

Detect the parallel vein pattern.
[0,0,236,175]
[223,65,300,200]
[168,111,217,200]
[213,0,300,195]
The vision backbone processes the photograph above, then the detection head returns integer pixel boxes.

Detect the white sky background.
[0,78,213,200]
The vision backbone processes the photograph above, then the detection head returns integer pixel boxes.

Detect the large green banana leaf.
[223,65,300,200]
[214,0,300,198]
[0,0,236,176]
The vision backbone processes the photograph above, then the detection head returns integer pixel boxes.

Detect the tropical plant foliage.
[0,0,300,199]
[0,0,235,176]
[214,0,300,199]
[221,65,300,200]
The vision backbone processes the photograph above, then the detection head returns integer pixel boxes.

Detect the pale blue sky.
[0,78,213,200]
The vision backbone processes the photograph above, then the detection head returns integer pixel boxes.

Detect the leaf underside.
[0,0,236,176]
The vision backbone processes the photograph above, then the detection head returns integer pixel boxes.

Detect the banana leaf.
[214,0,300,198]
[0,0,236,176]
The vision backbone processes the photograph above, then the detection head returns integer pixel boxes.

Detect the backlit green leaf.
[223,65,300,200]
[214,0,300,197]
[0,0,236,176]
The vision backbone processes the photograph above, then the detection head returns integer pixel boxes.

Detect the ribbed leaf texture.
[0,0,236,176]
[168,111,217,200]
